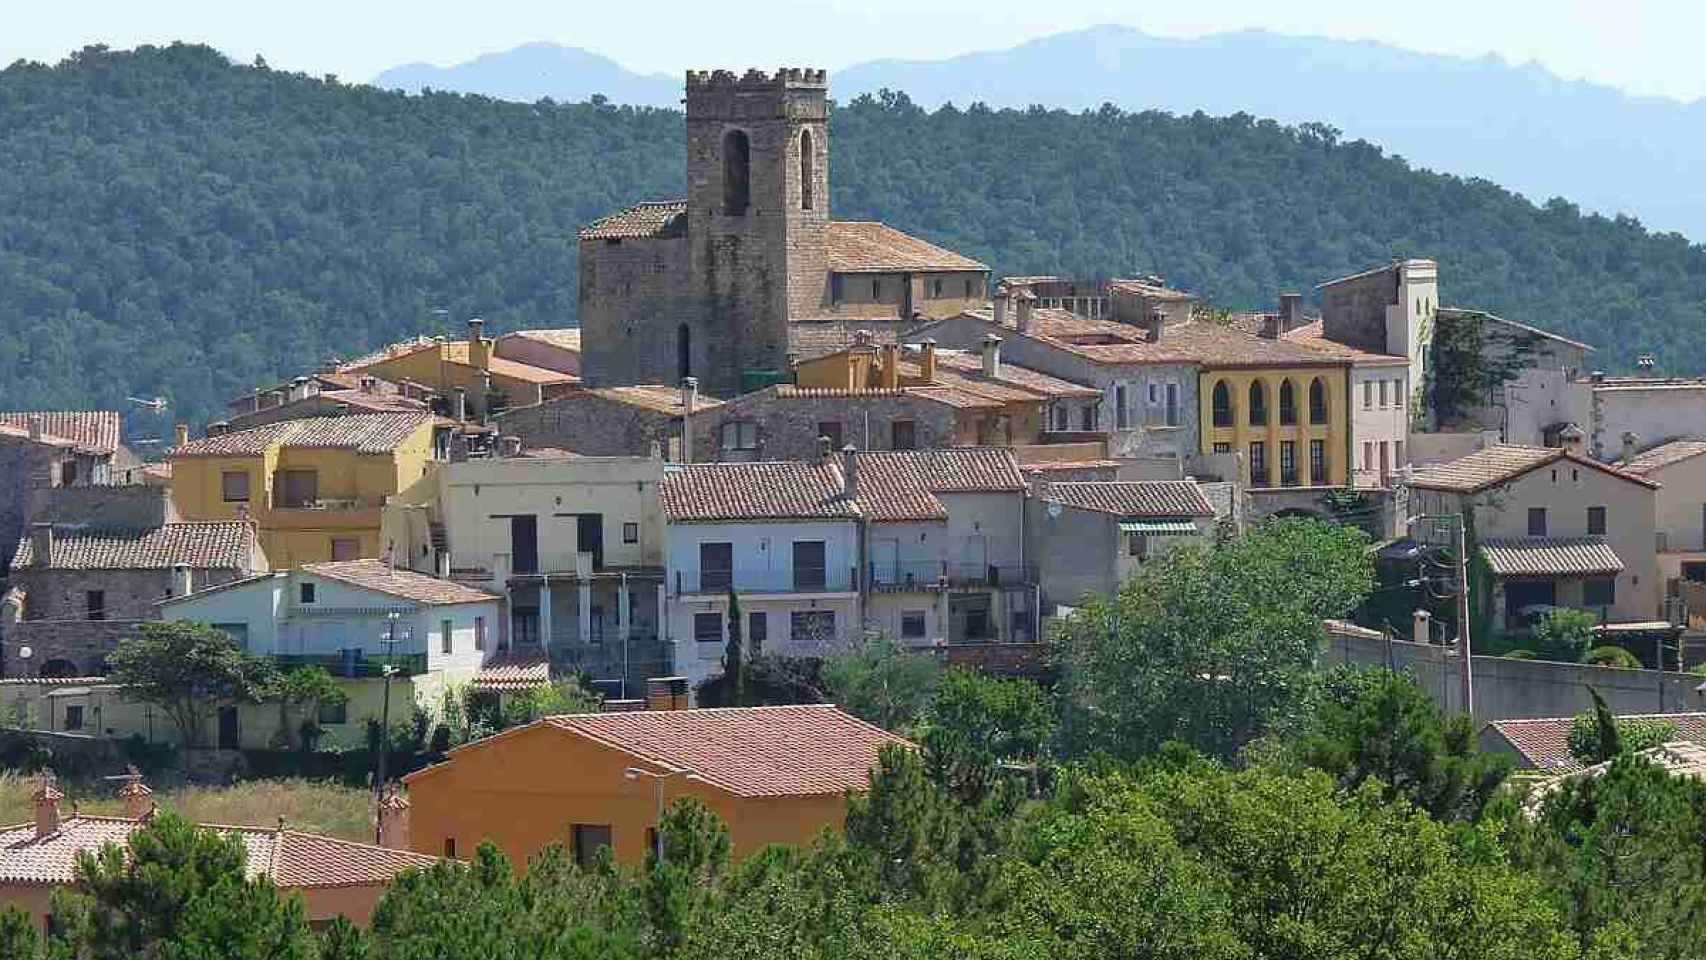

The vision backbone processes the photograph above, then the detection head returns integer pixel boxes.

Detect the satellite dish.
[17,646,32,660]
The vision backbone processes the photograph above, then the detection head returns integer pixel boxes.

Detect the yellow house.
[168,413,438,567]
[341,319,578,419]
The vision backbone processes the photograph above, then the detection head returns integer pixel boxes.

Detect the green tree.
[269,665,347,751]
[724,589,745,708]
[106,621,276,749]
[1568,687,1675,764]
[1534,608,1599,663]
[0,906,40,960]
[920,669,1055,804]
[821,635,942,730]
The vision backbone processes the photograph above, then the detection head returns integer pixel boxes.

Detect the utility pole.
[1453,517,1473,716]
[372,611,407,843]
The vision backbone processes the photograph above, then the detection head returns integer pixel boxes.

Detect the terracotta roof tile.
[1277,320,1410,365]
[0,412,123,454]
[1043,480,1215,518]
[662,461,859,523]
[472,652,552,692]
[1487,714,1706,773]
[827,222,986,273]
[302,559,501,605]
[171,413,432,458]
[1479,537,1625,577]
[10,522,257,571]
[503,329,582,353]
[956,308,1346,368]
[767,385,1000,410]
[1107,279,1194,302]
[0,815,438,887]
[854,449,1027,522]
[580,201,688,240]
[539,704,913,797]
[1409,445,1658,493]
[1624,439,1706,476]
[574,385,724,416]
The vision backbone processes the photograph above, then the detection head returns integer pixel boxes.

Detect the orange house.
[403,704,912,868]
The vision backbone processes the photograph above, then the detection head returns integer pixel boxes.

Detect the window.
[63,705,83,731]
[61,460,77,486]
[1080,405,1097,432]
[212,623,249,650]
[964,278,976,298]
[299,582,315,604]
[1363,381,1373,410]
[1395,440,1405,466]
[1280,441,1297,485]
[1588,506,1607,536]
[721,421,757,451]
[444,838,456,858]
[1378,380,1389,408]
[221,470,249,503]
[830,274,844,303]
[817,421,843,449]
[1362,442,1373,471]
[722,130,750,215]
[749,612,767,651]
[1248,381,1267,426]
[1309,378,1327,424]
[331,538,360,561]
[277,470,318,508]
[871,278,881,300]
[677,323,691,381]
[1165,383,1180,426]
[1147,383,1160,404]
[932,278,943,298]
[790,610,836,644]
[86,590,105,621]
[792,540,827,590]
[900,611,927,640]
[1249,441,1268,486]
[572,824,613,870]
[1528,508,1548,537]
[1116,385,1130,429]
[1212,442,1231,454]
[1394,379,1404,408]
[1310,439,1327,484]
[317,699,347,725]
[1584,578,1616,608]
[891,420,917,451]
[474,616,486,652]
[1051,405,1070,432]
[693,612,722,643]
[799,128,814,210]
[699,542,733,591]
[441,619,453,655]
[1278,380,1297,425]
[1378,441,1390,476]
[1212,381,1232,427]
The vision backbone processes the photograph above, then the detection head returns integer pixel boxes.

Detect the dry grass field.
[0,772,373,841]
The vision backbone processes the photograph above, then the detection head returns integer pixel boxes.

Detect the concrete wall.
[24,482,174,529]
[1642,453,1706,590]
[665,519,858,598]
[494,334,582,376]
[1028,500,1118,610]
[1594,382,1706,462]
[1349,364,1411,478]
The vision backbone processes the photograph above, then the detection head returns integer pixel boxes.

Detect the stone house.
[1027,480,1215,611]
[1408,442,1661,628]
[578,67,987,396]
[2,520,265,678]
[337,320,578,420]
[224,372,435,432]
[497,383,725,460]
[0,412,141,581]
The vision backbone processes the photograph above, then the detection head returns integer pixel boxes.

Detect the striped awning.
[1118,519,1200,535]
[1480,537,1624,578]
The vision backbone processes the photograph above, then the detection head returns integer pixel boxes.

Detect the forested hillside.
[3,44,1703,428]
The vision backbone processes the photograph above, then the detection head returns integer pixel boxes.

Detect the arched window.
[677,324,692,381]
[1278,380,1297,425]
[1212,381,1232,427]
[723,130,751,215]
[799,129,815,210]
[1309,378,1328,424]
[1248,381,1268,426]
[39,659,79,679]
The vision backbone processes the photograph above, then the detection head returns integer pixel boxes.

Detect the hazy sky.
[5,0,1703,102]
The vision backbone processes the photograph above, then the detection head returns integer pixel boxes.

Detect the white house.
[660,457,861,692]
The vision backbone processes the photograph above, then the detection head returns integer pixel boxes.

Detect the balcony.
[672,567,856,596]
[272,652,428,679]
[867,562,1038,592]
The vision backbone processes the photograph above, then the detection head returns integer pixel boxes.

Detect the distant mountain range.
[373,25,1706,240]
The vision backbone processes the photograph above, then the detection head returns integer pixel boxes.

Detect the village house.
[577,68,988,396]
[380,453,668,699]
[1480,712,1706,774]
[1408,441,1661,629]
[1620,438,1706,599]
[0,773,436,931]
[1027,480,1216,611]
[493,328,583,377]
[403,704,910,868]
[3,519,265,679]
[167,412,439,568]
[0,412,142,585]
[223,371,435,432]
[337,319,579,420]
[159,559,502,748]
[497,382,723,460]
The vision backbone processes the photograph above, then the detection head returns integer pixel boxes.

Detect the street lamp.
[1406,513,1473,715]
[623,765,697,865]
[372,610,410,843]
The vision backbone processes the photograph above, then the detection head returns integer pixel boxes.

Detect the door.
[576,514,604,569]
[961,535,988,584]
[217,706,240,750]
[277,470,318,508]
[511,515,539,574]
[872,539,900,587]
[1504,580,1558,629]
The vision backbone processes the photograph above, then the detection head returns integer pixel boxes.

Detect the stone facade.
[691,388,962,462]
[1,620,145,678]
[24,483,174,531]
[1319,259,1436,399]
[0,438,120,580]
[496,391,689,458]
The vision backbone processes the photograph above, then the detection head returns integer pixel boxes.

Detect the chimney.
[880,343,900,389]
[841,443,858,500]
[500,435,523,458]
[26,415,42,442]
[920,338,938,382]
[992,286,1010,327]
[116,767,153,819]
[981,334,1003,380]
[645,676,689,711]
[452,387,467,423]
[171,564,192,598]
[1279,293,1303,332]
[1621,431,1640,467]
[467,318,489,371]
[32,771,62,839]
[174,423,189,448]
[377,784,411,850]
[1559,423,1586,456]
[29,523,53,568]
[1147,311,1165,343]
[206,421,229,438]
[1412,609,1432,645]
[359,376,377,394]
[1015,288,1035,333]
[268,390,286,409]
[680,377,698,464]
[1258,314,1280,339]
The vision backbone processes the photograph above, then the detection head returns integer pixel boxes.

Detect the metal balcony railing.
[272,652,428,679]
[867,562,1038,591]
[673,567,856,595]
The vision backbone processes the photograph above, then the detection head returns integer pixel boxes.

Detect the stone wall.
[0,437,69,572]
[690,389,960,462]
[9,565,245,623]
[24,482,174,529]
[2,619,146,677]
[579,235,697,387]
[497,394,678,458]
[1319,266,1394,353]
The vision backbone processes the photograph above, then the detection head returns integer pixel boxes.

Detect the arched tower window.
[722,130,750,216]
[1278,380,1297,425]
[677,324,692,381]
[1212,381,1232,427]
[799,129,815,211]
[1309,378,1328,424]
[1248,381,1268,426]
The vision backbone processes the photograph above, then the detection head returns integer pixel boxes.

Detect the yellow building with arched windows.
[1198,361,1351,490]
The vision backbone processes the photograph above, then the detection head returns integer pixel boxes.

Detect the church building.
[579,68,988,396]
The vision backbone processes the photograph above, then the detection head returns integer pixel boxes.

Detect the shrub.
[1502,649,1538,659]
[1533,609,1598,662]
[1585,645,1642,669]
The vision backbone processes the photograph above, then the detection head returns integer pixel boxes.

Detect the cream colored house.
[1408,442,1660,628]
[1622,438,1706,602]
